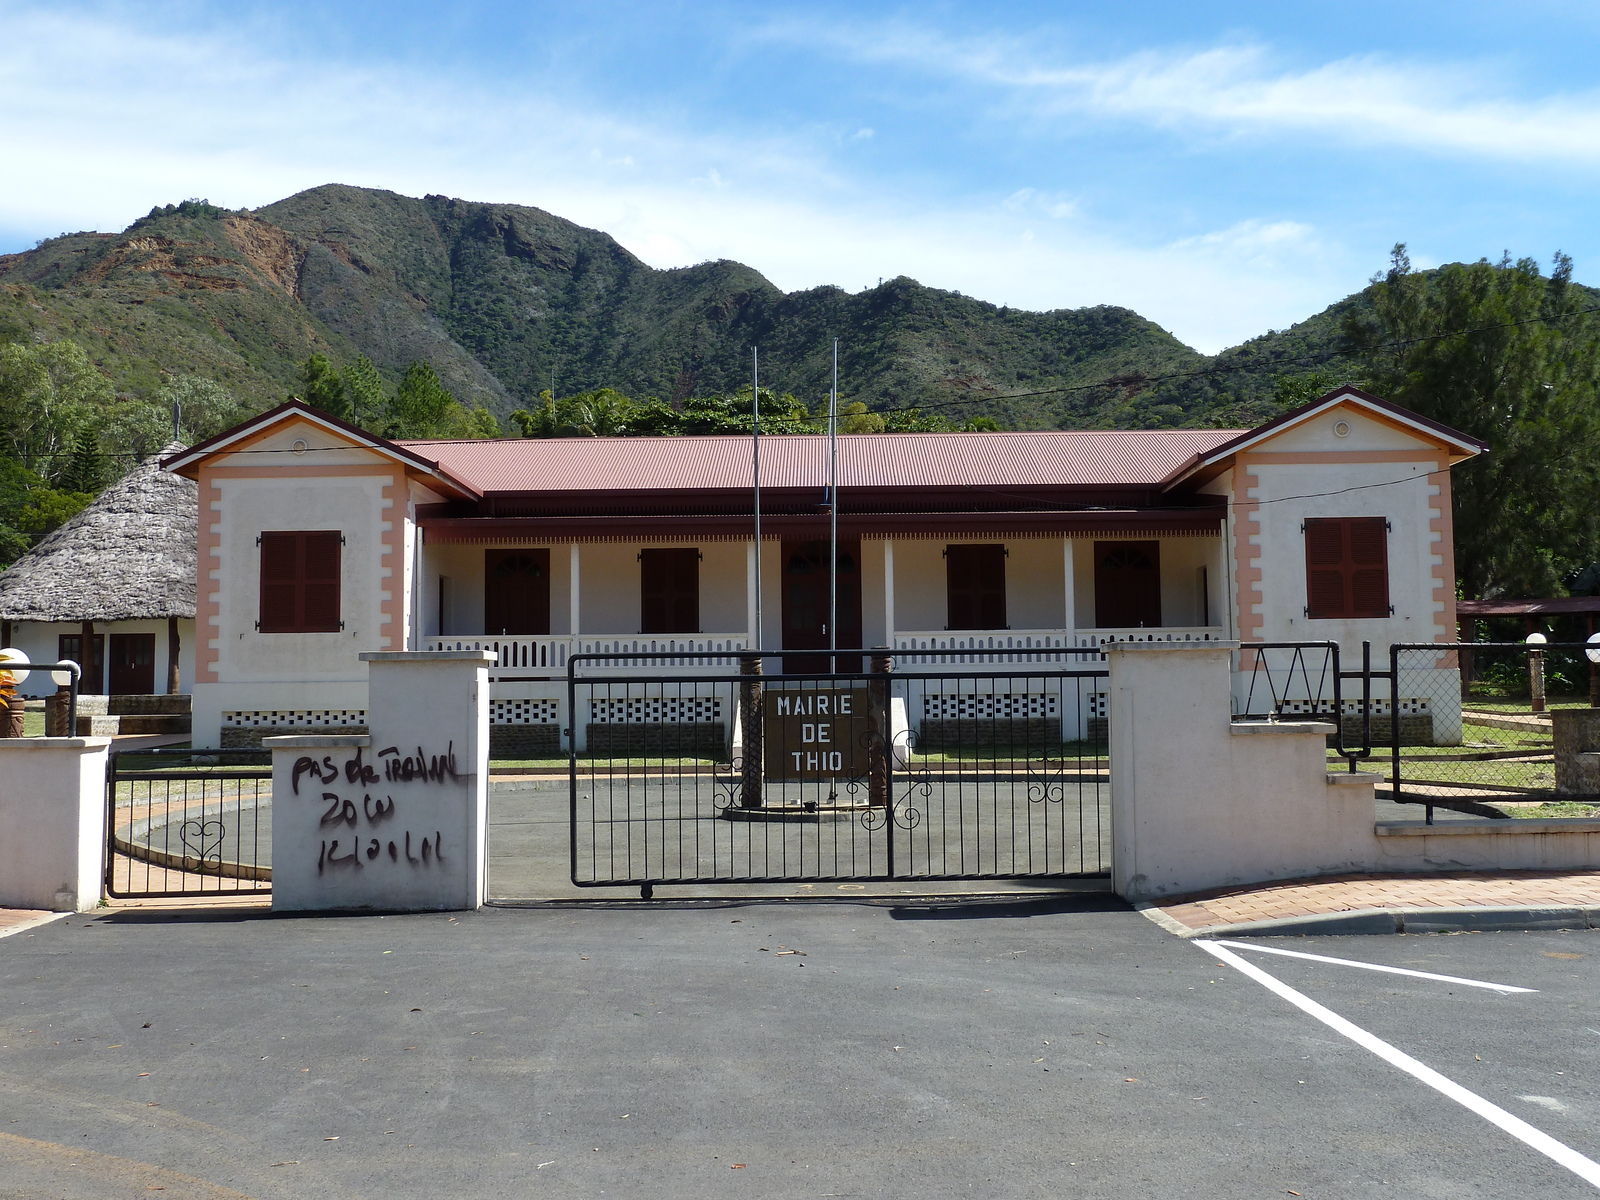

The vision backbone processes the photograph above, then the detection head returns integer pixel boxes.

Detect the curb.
[1139,902,1600,938]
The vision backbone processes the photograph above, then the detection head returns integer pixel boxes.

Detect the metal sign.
[763,687,872,779]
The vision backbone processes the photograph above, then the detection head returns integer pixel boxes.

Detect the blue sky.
[2,1,1597,352]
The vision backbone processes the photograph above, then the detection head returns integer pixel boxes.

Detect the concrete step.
[75,715,120,736]
[114,714,192,735]
[107,694,191,716]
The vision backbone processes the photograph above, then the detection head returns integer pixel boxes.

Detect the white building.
[158,387,1485,751]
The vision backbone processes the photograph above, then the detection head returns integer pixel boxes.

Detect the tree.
[385,360,501,439]
[59,426,107,494]
[1344,246,1600,598]
[839,401,885,434]
[388,361,457,438]
[509,391,560,438]
[101,375,248,461]
[0,339,113,482]
[299,353,350,420]
[342,355,389,430]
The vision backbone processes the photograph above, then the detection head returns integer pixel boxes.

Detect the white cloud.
[0,6,1359,352]
[765,19,1600,167]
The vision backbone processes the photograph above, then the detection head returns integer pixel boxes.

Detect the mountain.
[0,183,1358,429]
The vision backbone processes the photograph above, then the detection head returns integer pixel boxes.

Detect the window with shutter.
[259,530,342,633]
[945,544,1007,630]
[640,548,700,634]
[1304,517,1389,619]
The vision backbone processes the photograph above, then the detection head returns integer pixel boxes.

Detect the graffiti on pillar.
[290,742,458,874]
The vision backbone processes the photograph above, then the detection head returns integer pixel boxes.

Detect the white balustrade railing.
[421,634,752,674]
[424,635,572,673]
[572,636,750,670]
[891,628,1225,666]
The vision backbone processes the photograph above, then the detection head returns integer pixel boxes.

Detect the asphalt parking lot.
[3,897,1599,1199]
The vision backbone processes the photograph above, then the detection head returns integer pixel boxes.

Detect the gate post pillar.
[869,649,892,809]
[0,737,111,911]
[738,654,763,808]
[269,650,494,912]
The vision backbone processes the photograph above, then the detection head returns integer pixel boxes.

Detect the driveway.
[2,898,1599,1198]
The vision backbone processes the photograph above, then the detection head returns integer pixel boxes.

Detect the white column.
[746,539,758,645]
[883,539,896,647]
[1063,537,1077,633]
[569,543,581,638]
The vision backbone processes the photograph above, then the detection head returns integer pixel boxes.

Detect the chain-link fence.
[1392,642,1600,820]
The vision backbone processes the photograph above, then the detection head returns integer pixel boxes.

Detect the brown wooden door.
[1093,540,1161,628]
[58,634,104,695]
[945,544,1007,629]
[484,549,551,635]
[108,633,156,695]
[781,538,862,672]
[640,548,700,634]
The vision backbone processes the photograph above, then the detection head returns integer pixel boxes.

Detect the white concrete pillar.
[569,543,581,637]
[1063,537,1077,633]
[268,650,494,912]
[883,539,895,647]
[0,737,111,911]
[747,539,758,645]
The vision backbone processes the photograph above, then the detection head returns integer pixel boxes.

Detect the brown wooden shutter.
[301,532,343,631]
[259,532,301,632]
[945,544,1007,630]
[1304,517,1389,619]
[1347,518,1390,617]
[260,530,342,633]
[640,548,699,634]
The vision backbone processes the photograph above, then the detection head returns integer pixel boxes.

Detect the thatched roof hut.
[0,443,196,623]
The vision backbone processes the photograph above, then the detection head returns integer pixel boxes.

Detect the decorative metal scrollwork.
[1026,775,1067,805]
[178,818,225,868]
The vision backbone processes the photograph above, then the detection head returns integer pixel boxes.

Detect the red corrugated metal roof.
[399,429,1243,494]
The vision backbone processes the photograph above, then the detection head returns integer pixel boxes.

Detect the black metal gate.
[105,748,273,899]
[566,652,1110,890]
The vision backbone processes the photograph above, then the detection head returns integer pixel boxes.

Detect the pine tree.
[59,426,106,494]
[389,362,456,437]
[299,354,350,420]
[342,355,389,431]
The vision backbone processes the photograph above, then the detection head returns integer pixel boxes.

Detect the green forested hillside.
[6,193,1600,598]
[0,184,1237,428]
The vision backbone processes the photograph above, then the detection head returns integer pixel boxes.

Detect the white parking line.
[1210,939,1536,994]
[1196,939,1600,1191]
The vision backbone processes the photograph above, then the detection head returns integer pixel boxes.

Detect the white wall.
[0,738,109,910]
[1241,408,1451,648]
[209,474,392,684]
[7,619,196,698]
[1107,643,1600,903]
[892,536,1225,634]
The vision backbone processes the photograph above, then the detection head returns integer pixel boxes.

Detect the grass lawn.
[1504,800,1600,818]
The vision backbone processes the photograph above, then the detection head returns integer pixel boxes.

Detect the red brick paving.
[0,908,59,936]
[1155,871,1600,931]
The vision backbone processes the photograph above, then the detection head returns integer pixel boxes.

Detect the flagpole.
[752,347,762,654]
[829,337,838,674]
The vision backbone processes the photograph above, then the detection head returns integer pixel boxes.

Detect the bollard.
[869,649,892,809]
[1529,647,1547,714]
[738,653,764,809]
